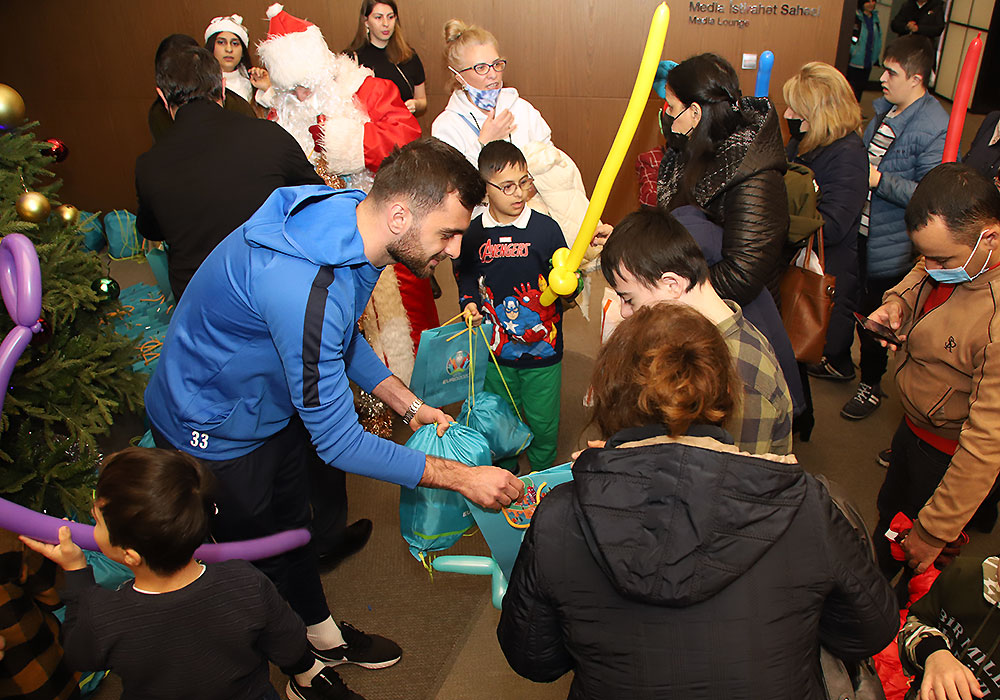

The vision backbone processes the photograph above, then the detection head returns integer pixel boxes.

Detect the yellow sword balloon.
[541,2,670,306]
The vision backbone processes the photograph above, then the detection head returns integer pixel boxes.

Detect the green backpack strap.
[785,161,825,246]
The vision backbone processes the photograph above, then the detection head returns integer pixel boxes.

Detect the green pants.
[483,362,562,472]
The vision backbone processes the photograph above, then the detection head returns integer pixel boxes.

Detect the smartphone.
[854,312,902,346]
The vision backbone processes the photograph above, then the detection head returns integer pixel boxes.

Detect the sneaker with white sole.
[287,667,364,700]
[840,383,882,420]
[877,448,892,468]
[310,622,401,669]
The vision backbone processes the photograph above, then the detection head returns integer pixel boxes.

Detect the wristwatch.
[402,398,424,424]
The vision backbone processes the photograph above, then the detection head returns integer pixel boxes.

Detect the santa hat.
[204,14,249,47]
[257,4,333,90]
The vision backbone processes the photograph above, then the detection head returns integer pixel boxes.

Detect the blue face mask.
[926,230,992,283]
[450,67,501,111]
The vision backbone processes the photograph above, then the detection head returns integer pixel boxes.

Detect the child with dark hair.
[454,140,567,472]
[21,447,357,700]
[601,208,793,455]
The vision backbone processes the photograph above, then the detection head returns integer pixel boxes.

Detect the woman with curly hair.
[497,300,898,699]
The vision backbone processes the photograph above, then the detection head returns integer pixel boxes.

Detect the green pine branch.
[1,122,146,517]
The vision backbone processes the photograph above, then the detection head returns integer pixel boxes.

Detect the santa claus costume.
[258,4,440,434]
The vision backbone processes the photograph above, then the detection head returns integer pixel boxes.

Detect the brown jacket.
[884,261,1000,545]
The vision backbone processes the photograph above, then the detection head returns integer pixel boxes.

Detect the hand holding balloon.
[21,525,88,571]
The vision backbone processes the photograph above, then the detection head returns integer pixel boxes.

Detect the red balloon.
[42,138,69,163]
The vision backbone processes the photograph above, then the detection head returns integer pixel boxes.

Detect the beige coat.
[885,261,1000,544]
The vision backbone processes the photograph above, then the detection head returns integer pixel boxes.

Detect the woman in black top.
[346,1,427,117]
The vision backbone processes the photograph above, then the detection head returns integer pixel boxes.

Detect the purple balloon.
[0,325,32,404]
[2,495,311,562]
[0,233,42,413]
[0,234,42,327]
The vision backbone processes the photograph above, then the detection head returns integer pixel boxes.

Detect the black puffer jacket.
[497,425,897,699]
[657,97,789,305]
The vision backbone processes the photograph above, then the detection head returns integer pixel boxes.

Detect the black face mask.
[786,118,804,141]
[661,106,692,151]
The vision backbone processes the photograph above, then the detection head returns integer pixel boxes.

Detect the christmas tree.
[0,84,145,518]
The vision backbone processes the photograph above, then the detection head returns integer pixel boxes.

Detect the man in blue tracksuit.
[144,139,523,691]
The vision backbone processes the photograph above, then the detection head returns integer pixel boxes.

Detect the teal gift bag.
[145,245,174,302]
[77,211,105,252]
[399,423,491,561]
[457,391,532,461]
[409,315,490,407]
[104,210,144,260]
[470,462,574,580]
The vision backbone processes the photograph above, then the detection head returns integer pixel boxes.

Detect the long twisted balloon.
[540,2,671,306]
[0,233,310,561]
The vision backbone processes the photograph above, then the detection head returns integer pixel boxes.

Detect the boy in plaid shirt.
[601,208,793,455]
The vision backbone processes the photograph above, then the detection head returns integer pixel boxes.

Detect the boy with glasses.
[454,141,567,473]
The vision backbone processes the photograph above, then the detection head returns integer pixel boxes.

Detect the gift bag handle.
[477,324,525,423]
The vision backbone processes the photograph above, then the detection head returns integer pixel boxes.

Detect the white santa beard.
[272,74,371,178]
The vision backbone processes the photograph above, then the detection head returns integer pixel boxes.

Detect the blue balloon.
[755,50,775,98]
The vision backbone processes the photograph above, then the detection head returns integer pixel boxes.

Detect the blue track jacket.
[145,186,426,488]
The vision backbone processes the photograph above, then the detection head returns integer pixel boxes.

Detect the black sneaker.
[287,667,364,700]
[877,448,892,468]
[840,383,882,420]
[311,622,401,669]
[807,357,856,382]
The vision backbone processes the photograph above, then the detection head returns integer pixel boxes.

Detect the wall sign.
[688,1,821,28]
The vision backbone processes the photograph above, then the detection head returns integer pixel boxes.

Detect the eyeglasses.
[457,58,507,76]
[488,175,533,197]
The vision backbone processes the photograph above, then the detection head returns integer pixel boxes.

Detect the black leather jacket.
[658,98,789,305]
[498,425,898,700]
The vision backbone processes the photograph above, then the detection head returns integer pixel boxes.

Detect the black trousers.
[874,419,1000,582]
[152,418,333,625]
[857,236,907,387]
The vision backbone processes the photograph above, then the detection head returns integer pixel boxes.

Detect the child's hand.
[20,526,88,572]
[592,223,613,247]
[571,440,606,461]
[463,303,484,327]
[921,649,985,700]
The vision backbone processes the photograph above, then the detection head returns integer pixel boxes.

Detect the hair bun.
[444,19,467,43]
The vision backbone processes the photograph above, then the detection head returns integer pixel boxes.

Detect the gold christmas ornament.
[55,204,79,226]
[0,83,26,129]
[15,191,51,222]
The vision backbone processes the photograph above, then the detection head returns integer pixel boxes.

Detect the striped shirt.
[860,114,898,237]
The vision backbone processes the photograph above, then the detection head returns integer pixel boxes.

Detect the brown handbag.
[779,228,836,364]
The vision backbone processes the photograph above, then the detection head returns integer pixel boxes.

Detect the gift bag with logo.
[399,422,491,561]
[469,462,574,580]
[409,314,490,407]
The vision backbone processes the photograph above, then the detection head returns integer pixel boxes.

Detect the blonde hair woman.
[782,63,868,424]
[431,19,552,166]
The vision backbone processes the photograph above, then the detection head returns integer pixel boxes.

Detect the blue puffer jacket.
[863,93,948,279]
